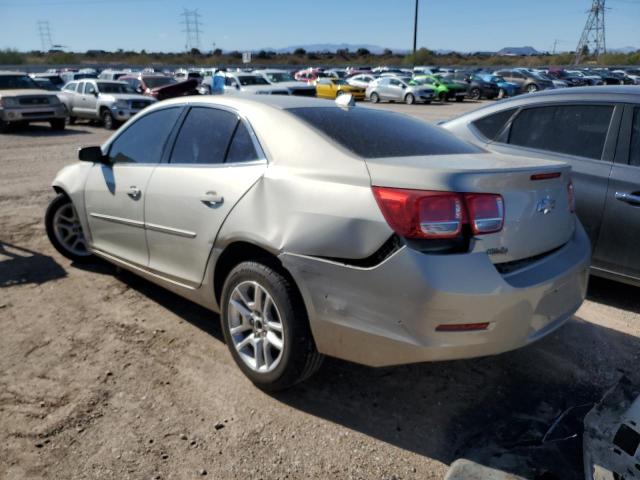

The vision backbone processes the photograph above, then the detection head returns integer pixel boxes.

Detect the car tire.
[0,119,10,133]
[220,261,324,392]
[101,109,117,130]
[68,116,76,125]
[369,92,380,103]
[527,84,539,93]
[438,91,447,102]
[404,93,415,105]
[45,193,94,263]
[455,96,465,102]
[50,119,66,131]
[469,87,481,100]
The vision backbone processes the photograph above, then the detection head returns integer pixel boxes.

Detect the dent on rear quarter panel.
[214,105,393,260]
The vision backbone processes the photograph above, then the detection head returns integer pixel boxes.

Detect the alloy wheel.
[228,281,285,373]
[52,203,89,257]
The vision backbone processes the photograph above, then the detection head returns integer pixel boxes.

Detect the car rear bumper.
[281,221,590,367]
[0,104,67,122]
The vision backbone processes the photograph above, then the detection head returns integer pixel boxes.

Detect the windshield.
[144,77,177,88]
[266,72,294,82]
[97,82,136,94]
[0,75,39,90]
[332,79,347,85]
[481,74,504,83]
[238,76,270,86]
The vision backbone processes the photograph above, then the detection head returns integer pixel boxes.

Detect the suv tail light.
[372,187,504,239]
[567,180,576,213]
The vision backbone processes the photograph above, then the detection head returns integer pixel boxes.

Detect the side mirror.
[93,91,98,97]
[78,146,108,164]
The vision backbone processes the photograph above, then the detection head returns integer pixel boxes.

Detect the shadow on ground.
[2,124,92,137]
[0,241,67,287]
[93,265,640,478]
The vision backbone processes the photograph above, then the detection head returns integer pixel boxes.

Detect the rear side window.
[63,82,77,92]
[226,122,260,163]
[472,108,517,140]
[109,107,181,164]
[631,108,640,167]
[287,107,482,158]
[170,107,238,165]
[508,105,614,160]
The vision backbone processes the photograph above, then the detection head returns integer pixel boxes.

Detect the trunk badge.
[537,196,556,215]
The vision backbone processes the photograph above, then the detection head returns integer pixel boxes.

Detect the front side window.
[169,107,238,165]
[472,108,518,141]
[630,108,640,167]
[109,107,182,164]
[63,82,77,92]
[287,107,482,159]
[508,105,614,160]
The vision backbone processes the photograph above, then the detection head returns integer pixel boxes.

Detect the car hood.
[236,85,289,93]
[0,88,55,97]
[270,81,315,89]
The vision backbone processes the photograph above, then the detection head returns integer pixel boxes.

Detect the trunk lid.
[365,152,575,263]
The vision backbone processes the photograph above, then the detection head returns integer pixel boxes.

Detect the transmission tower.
[180,9,203,51]
[573,0,607,64]
[37,21,53,52]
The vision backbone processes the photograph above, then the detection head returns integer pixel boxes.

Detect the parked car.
[443,71,500,100]
[477,73,519,98]
[221,72,290,95]
[0,71,68,132]
[30,73,65,90]
[45,95,589,390]
[174,70,203,84]
[621,68,640,85]
[59,79,156,129]
[60,71,97,84]
[294,68,326,84]
[119,74,198,101]
[347,73,378,89]
[589,69,623,85]
[412,74,467,102]
[32,77,59,91]
[366,76,434,104]
[315,78,365,100]
[546,69,589,87]
[442,86,640,286]
[493,69,555,93]
[566,70,604,86]
[253,69,316,96]
[98,70,129,81]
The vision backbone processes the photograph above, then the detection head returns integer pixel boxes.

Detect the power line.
[37,20,53,52]
[180,8,203,52]
[574,0,607,64]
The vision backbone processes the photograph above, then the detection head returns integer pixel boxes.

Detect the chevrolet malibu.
[45,96,590,390]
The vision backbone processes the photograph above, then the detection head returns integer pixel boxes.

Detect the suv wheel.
[101,109,117,130]
[45,193,93,262]
[221,261,324,391]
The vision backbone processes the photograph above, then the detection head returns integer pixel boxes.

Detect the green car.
[411,75,467,102]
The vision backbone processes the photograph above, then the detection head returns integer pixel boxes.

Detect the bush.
[0,49,24,65]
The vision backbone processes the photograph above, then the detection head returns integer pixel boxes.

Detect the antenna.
[37,21,53,52]
[180,9,203,51]
[573,0,607,64]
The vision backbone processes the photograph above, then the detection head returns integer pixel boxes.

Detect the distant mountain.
[609,46,638,54]
[260,44,407,54]
[497,46,540,56]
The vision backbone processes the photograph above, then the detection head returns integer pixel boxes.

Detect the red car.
[119,74,198,101]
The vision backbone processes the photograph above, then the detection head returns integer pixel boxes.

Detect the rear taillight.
[372,187,504,239]
[465,194,504,234]
[567,180,576,213]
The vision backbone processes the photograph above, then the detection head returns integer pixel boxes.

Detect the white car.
[221,72,290,95]
[346,74,378,89]
[253,69,316,96]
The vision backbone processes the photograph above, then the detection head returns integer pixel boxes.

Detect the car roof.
[147,94,345,113]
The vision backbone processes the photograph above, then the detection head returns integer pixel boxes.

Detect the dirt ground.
[1,101,639,480]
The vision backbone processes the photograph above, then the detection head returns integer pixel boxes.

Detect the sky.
[0,0,638,53]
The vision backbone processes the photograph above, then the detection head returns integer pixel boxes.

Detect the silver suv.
[59,79,156,129]
[0,71,68,132]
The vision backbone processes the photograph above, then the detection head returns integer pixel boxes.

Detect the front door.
[594,106,640,280]
[84,106,183,266]
[144,106,267,286]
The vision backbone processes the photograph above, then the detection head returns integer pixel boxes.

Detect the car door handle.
[200,191,224,207]
[615,191,640,206]
[127,186,142,200]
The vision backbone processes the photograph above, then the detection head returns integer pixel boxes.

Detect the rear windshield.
[287,107,482,158]
[0,75,39,90]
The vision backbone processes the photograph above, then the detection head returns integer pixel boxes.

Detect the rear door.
[488,103,619,251]
[594,105,640,280]
[84,106,183,266]
[144,106,267,286]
